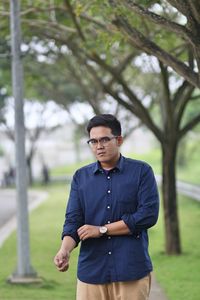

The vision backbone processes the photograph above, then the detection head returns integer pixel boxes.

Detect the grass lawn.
[149,193,200,300]
[0,182,199,300]
[0,184,79,300]
[50,146,200,185]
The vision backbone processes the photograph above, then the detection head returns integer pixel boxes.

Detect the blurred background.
[0,1,200,300]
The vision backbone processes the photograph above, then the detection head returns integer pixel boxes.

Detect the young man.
[54,114,159,300]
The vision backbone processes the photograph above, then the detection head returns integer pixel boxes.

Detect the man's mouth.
[97,152,106,156]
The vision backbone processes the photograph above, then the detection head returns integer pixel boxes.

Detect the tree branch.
[63,0,85,41]
[189,0,200,24]
[167,0,197,31]
[112,16,200,88]
[88,53,163,141]
[21,18,76,34]
[121,0,192,42]
[179,114,200,139]
[107,51,136,86]
[175,84,195,130]
[66,39,163,141]
[159,61,172,130]
[166,1,190,18]
[80,13,112,33]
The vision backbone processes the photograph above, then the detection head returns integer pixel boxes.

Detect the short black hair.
[87,114,122,136]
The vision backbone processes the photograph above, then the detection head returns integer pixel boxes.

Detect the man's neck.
[100,154,120,170]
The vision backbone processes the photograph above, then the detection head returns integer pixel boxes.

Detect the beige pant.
[76,273,151,300]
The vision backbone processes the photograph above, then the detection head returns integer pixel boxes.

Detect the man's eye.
[100,137,110,143]
[90,139,97,144]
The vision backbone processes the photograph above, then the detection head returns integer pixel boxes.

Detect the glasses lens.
[87,139,97,145]
[87,136,117,147]
[99,137,111,144]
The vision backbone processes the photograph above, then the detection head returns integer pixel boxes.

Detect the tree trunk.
[26,156,33,185]
[161,141,181,254]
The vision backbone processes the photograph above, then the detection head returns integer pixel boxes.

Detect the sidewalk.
[149,274,169,300]
[155,175,200,202]
[0,188,48,247]
[0,188,168,299]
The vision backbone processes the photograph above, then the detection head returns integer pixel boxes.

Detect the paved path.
[149,274,169,300]
[155,175,200,202]
[0,188,48,247]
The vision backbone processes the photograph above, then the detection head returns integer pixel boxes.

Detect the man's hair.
[87,114,122,136]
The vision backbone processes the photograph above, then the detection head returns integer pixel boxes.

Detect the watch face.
[100,226,107,234]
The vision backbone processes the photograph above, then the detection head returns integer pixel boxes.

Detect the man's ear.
[117,136,123,146]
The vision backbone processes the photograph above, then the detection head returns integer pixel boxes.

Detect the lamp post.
[9,0,38,283]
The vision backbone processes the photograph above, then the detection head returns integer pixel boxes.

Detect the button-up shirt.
[62,155,159,284]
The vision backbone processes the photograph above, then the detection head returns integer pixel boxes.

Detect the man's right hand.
[54,250,70,272]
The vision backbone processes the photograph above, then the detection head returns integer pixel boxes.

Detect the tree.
[1,0,200,254]
[0,36,11,124]
[1,99,63,184]
[20,40,140,162]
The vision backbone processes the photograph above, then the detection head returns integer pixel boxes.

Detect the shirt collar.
[93,154,125,174]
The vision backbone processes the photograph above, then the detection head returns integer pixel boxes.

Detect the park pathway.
[0,188,48,247]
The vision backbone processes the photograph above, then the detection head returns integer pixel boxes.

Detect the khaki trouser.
[76,273,151,300]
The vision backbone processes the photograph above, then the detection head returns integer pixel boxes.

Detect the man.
[54,114,159,300]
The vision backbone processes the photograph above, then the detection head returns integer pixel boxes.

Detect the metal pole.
[9,0,37,283]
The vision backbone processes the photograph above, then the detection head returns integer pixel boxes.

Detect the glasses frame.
[87,136,118,147]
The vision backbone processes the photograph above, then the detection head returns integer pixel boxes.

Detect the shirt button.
[107,205,110,209]
[107,176,110,179]
[108,236,111,239]
[107,221,111,224]
[107,190,111,193]
[108,251,112,255]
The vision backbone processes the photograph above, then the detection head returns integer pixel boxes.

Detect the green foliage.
[135,0,160,6]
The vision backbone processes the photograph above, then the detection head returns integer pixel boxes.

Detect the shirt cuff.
[61,231,80,246]
[121,214,136,234]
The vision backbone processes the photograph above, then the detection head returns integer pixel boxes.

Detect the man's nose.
[97,140,104,148]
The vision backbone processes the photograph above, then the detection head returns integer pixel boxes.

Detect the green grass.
[50,159,93,177]
[0,184,79,300]
[50,145,200,185]
[50,149,162,178]
[0,183,199,300]
[177,142,200,184]
[128,148,162,174]
[149,193,200,300]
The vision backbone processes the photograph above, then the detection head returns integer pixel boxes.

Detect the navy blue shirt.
[62,155,159,284]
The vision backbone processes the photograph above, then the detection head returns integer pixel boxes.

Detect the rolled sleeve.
[121,165,159,234]
[62,173,84,246]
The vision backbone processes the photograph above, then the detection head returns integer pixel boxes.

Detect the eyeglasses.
[87,136,118,147]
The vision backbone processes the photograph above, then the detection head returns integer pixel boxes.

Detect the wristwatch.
[99,226,108,235]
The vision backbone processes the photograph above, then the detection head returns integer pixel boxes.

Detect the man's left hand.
[77,225,101,241]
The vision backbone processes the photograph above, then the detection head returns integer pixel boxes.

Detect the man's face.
[89,126,123,167]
